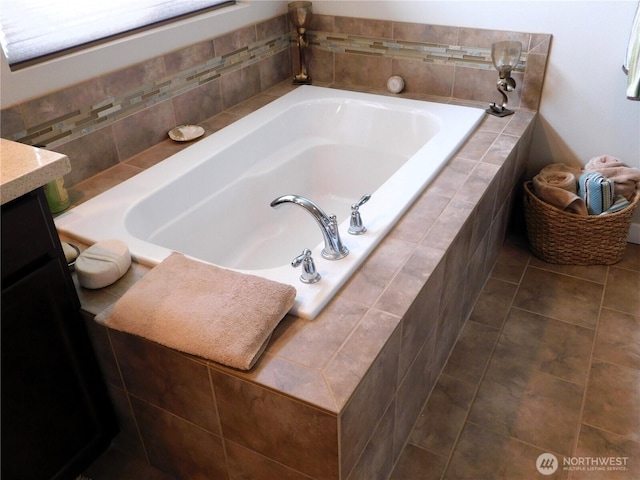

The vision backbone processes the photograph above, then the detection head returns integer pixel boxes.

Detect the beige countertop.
[1,138,71,205]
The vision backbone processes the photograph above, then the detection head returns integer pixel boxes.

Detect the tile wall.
[303,14,548,111]
[1,12,550,188]
[1,15,293,186]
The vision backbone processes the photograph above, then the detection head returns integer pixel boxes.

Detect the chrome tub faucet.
[270,194,349,260]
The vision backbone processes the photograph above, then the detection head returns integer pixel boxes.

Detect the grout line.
[570,264,609,457]
[438,236,529,478]
[525,263,608,285]
[105,329,152,466]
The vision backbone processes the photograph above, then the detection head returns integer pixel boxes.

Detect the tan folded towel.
[532,163,587,215]
[585,155,640,200]
[95,252,296,370]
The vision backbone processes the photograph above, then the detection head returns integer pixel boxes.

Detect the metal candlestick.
[288,1,313,85]
[486,41,522,117]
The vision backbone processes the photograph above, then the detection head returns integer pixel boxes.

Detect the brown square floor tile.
[616,243,640,272]
[493,308,594,385]
[442,320,500,385]
[572,424,640,480]
[409,374,476,457]
[444,422,569,480]
[594,307,640,370]
[513,267,603,328]
[468,358,583,455]
[490,234,530,284]
[390,443,447,480]
[582,359,640,443]
[603,267,640,316]
[528,256,609,284]
[468,277,518,329]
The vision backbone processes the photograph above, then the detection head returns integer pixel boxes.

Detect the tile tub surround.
[2,11,547,480]
[303,15,549,113]
[0,14,294,187]
[73,80,537,479]
[1,13,550,190]
[82,239,640,479]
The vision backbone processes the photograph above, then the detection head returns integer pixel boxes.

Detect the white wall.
[0,1,287,107]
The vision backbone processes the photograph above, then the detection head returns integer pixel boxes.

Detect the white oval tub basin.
[55,86,484,319]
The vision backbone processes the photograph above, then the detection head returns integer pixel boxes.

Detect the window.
[0,0,234,68]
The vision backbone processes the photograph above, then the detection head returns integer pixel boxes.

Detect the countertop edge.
[1,139,72,205]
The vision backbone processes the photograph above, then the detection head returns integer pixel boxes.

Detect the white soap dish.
[386,75,405,94]
[75,239,131,289]
[168,125,205,142]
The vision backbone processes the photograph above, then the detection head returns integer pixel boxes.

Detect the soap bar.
[75,239,131,289]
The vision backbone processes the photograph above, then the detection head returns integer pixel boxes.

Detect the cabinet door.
[1,258,114,480]
[1,189,58,282]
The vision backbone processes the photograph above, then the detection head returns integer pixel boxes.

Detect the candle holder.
[288,1,313,85]
[486,41,522,117]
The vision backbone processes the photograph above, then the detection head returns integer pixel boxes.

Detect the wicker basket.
[523,181,640,265]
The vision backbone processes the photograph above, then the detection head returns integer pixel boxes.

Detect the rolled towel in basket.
[540,162,584,179]
[532,164,587,215]
[578,172,615,215]
[585,155,640,200]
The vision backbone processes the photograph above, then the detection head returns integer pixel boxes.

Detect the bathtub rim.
[55,85,486,318]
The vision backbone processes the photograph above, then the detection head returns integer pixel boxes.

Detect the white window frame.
[0,1,286,108]
[0,0,237,67]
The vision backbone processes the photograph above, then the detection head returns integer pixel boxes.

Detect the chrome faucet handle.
[348,193,371,235]
[291,248,321,284]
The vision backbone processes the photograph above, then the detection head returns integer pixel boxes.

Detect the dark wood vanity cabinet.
[1,188,117,480]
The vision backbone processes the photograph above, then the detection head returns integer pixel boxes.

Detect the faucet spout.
[270,194,349,260]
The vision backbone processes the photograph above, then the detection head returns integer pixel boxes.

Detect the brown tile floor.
[391,234,640,480]
[84,234,640,480]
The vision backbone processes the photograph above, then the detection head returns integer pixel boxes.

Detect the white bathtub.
[56,86,484,318]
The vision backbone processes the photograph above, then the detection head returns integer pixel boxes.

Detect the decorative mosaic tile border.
[15,32,292,148]
[13,29,528,149]
[309,31,527,71]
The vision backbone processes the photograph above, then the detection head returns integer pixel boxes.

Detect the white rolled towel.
[75,239,131,289]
